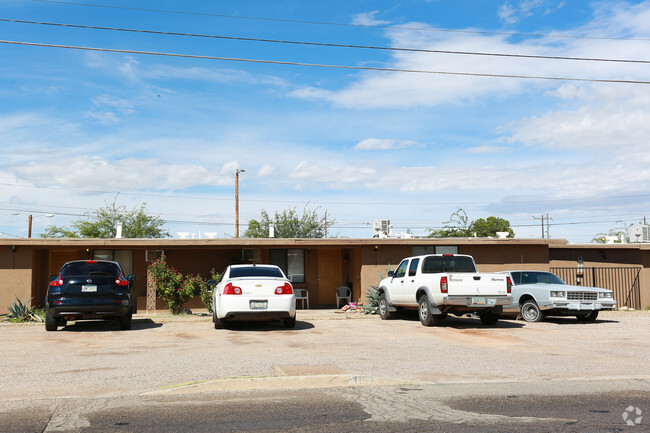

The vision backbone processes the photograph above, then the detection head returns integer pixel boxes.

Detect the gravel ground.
[1,310,648,401]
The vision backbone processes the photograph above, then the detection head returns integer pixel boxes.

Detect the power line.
[31,0,650,42]
[2,39,650,85]
[3,18,650,65]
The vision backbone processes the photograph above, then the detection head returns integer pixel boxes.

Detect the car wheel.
[577,311,599,321]
[119,312,132,330]
[479,311,500,326]
[214,313,226,329]
[520,300,544,322]
[284,316,296,328]
[45,311,58,332]
[378,293,394,320]
[418,295,441,327]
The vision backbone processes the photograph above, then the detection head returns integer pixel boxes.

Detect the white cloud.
[85,110,121,125]
[498,0,549,25]
[351,11,391,26]
[353,138,419,150]
[7,157,238,192]
[466,145,508,154]
[504,84,650,151]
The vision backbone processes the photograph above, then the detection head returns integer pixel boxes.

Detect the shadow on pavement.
[59,318,163,332]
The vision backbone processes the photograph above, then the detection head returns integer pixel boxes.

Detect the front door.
[317,249,341,306]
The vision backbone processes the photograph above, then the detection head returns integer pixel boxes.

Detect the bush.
[362,267,393,315]
[148,254,195,314]
[199,269,220,313]
[1,297,44,323]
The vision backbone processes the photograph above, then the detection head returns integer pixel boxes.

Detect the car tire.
[479,311,500,326]
[214,312,226,329]
[45,311,58,332]
[520,300,544,322]
[284,316,296,328]
[418,295,441,327]
[378,293,394,320]
[577,311,599,321]
[119,312,132,330]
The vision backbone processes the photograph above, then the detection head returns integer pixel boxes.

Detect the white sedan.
[500,270,616,322]
[210,264,296,329]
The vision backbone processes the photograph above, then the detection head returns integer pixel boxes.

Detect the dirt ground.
[1,310,649,400]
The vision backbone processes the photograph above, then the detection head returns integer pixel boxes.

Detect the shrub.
[1,297,44,323]
[148,254,194,314]
[362,267,393,315]
[199,269,220,313]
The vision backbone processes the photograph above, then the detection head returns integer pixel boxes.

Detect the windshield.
[61,261,121,277]
[229,266,285,279]
[510,271,566,285]
[422,256,477,273]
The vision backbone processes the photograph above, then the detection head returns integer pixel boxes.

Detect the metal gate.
[550,267,642,310]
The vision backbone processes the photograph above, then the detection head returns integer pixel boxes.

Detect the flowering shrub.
[148,254,194,314]
[199,269,221,313]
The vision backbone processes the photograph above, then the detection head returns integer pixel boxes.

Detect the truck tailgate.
[447,273,509,296]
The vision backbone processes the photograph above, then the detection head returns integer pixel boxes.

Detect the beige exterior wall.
[1,238,648,311]
[0,245,33,309]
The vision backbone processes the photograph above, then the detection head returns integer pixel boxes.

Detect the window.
[61,262,121,277]
[394,260,408,278]
[269,249,305,283]
[412,246,459,256]
[422,256,477,273]
[408,258,420,277]
[229,266,285,279]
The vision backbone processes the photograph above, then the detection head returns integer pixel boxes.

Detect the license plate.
[471,297,486,305]
[250,300,268,310]
[81,285,97,293]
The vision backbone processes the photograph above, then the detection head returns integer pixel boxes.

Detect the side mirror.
[387,271,394,278]
[127,275,136,282]
[207,279,217,288]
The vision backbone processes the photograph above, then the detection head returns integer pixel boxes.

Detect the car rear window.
[61,262,121,277]
[421,256,477,273]
[229,266,284,278]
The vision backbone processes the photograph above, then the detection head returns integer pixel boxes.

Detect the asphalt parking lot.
[1,310,648,399]
[1,310,648,431]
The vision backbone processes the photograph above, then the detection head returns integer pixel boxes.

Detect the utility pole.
[235,169,245,238]
[533,214,553,239]
[28,214,33,238]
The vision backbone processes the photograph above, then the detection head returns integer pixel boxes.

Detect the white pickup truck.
[377,254,513,326]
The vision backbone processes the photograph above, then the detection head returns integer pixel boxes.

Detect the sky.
[1,0,650,242]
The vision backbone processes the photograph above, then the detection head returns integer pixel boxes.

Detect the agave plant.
[362,266,393,315]
[1,297,44,323]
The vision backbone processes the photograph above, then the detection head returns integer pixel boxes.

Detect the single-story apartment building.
[1,237,648,312]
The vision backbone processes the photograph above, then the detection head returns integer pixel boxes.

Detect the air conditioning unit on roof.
[372,219,393,238]
[629,225,650,243]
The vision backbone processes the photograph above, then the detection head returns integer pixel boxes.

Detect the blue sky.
[1,0,650,242]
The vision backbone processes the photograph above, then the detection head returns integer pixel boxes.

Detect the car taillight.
[440,276,448,293]
[223,282,242,295]
[85,260,97,263]
[115,274,129,286]
[275,282,293,295]
[506,276,512,294]
[50,274,64,287]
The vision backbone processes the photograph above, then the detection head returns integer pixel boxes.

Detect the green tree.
[40,200,169,238]
[470,217,515,238]
[244,206,334,238]
[427,209,472,238]
[428,209,515,238]
[592,221,631,243]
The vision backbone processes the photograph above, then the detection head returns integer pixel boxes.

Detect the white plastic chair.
[336,286,351,308]
[295,289,309,309]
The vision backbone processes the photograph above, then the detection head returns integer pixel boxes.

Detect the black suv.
[45,260,135,331]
